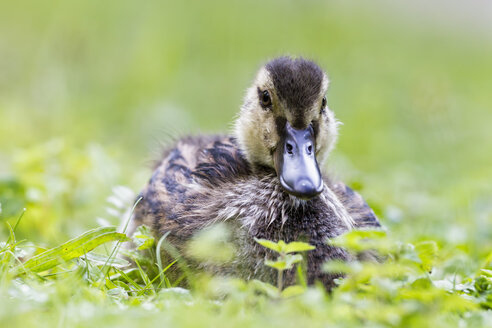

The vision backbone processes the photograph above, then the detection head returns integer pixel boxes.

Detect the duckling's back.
[132,135,249,237]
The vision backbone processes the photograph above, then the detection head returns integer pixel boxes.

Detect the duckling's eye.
[320,96,327,114]
[259,90,272,109]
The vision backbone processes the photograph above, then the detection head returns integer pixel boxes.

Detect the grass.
[1,1,492,327]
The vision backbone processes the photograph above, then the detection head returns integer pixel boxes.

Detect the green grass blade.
[114,268,143,291]
[5,208,26,245]
[153,259,177,289]
[17,226,129,274]
[156,231,171,286]
[100,196,142,280]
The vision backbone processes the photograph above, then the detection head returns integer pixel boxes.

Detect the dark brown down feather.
[131,135,380,289]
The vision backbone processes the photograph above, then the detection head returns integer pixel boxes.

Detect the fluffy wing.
[131,135,250,235]
[331,181,381,229]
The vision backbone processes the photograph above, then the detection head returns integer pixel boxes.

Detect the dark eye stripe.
[275,117,287,137]
[320,96,327,114]
[312,120,320,137]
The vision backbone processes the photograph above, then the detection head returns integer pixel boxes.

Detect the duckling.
[130,56,380,289]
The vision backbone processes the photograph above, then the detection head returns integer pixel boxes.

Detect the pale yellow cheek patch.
[262,117,278,148]
[236,107,280,167]
[316,109,339,164]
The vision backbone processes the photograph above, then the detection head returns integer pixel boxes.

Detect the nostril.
[286,142,294,154]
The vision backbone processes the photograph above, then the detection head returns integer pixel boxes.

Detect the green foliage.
[324,230,484,324]
[3,223,491,327]
[415,240,439,273]
[131,225,155,251]
[255,239,314,296]
[186,223,235,264]
[256,239,316,254]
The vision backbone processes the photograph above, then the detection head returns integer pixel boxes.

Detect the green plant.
[254,238,315,298]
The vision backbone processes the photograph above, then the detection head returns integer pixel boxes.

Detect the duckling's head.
[235,57,340,200]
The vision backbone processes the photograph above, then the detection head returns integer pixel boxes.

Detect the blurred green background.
[0,0,491,268]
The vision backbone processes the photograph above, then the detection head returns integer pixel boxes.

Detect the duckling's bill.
[274,121,323,200]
